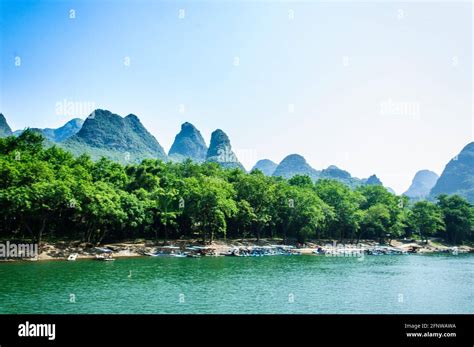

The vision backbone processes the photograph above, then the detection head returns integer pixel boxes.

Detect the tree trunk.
[37,218,47,251]
[421,232,427,244]
[356,231,363,244]
[22,218,34,241]
[86,226,93,243]
[98,227,108,244]
[163,223,168,246]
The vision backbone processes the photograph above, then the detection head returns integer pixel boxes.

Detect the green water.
[0,254,473,314]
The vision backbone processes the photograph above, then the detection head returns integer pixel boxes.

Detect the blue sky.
[1,0,472,193]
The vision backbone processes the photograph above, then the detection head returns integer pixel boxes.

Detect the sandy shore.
[1,238,472,261]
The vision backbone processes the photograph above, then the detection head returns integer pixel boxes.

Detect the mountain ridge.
[251,159,278,176]
[404,170,439,199]
[168,122,208,162]
[13,118,84,142]
[206,129,245,170]
[430,142,474,202]
[0,114,13,137]
[61,109,167,163]
[4,110,469,198]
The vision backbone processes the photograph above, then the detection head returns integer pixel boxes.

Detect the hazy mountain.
[49,118,84,142]
[404,170,439,199]
[320,165,366,187]
[61,109,166,164]
[206,129,244,170]
[0,114,12,137]
[271,157,391,190]
[321,165,351,180]
[365,174,383,186]
[14,118,84,142]
[168,122,207,162]
[430,142,474,202]
[251,159,278,176]
[272,154,320,180]
[360,174,396,193]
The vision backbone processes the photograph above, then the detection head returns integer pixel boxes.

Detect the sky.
[0,0,472,194]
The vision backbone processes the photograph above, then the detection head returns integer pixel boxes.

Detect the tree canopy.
[1,131,473,245]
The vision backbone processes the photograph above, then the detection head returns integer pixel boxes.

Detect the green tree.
[76,181,126,244]
[409,200,445,243]
[182,176,237,243]
[359,203,391,243]
[314,179,362,242]
[232,170,276,241]
[436,194,474,244]
[273,183,330,243]
[357,185,405,242]
[232,200,257,240]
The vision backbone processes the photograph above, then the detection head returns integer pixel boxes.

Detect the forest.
[1,130,473,245]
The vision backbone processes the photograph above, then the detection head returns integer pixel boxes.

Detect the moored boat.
[95,254,115,261]
[146,246,187,257]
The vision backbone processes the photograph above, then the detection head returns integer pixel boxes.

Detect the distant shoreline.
[1,238,472,262]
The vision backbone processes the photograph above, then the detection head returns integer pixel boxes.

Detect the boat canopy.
[95,247,113,253]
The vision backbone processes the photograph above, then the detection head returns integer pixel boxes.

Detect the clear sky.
[1,0,472,193]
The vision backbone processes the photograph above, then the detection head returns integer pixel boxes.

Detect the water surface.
[0,254,472,314]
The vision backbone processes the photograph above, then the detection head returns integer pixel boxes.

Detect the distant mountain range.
[430,142,474,202]
[2,110,474,200]
[13,118,84,142]
[404,170,439,200]
[268,154,386,189]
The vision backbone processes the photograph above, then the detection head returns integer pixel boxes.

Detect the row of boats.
[66,245,302,261]
[222,245,301,257]
[67,247,116,261]
[67,253,115,261]
[143,245,302,258]
[144,246,215,258]
[66,244,467,261]
[318,245,467,256]
[314,245,409,256]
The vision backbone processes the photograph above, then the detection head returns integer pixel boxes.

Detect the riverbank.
[1,237,472,261]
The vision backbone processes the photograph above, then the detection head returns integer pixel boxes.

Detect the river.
[0,254,472,314]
